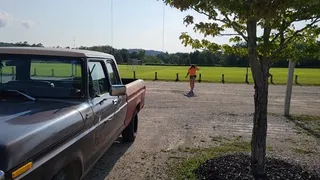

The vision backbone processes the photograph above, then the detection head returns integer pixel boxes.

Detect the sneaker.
[186,91,194,97]
[185,91,192,97]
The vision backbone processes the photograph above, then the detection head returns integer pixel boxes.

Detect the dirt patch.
[196,153,320,180]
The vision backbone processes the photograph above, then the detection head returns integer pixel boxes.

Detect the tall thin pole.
[73,37,75,49]
[162,3,165,52]
[284,61,296,116]
[111,0,114,54]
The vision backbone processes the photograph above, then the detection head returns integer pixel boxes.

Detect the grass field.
[118,65,320,85]
[1,63,319,85]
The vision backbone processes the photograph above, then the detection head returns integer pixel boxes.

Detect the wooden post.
[246,60,249,83]
[270,74,274,84]
[71,64,74,76]
[175,73,179,82]
[198,73,202,83]
[295,75,298,84]
[133,71,136,79]
[284,61,295,116]
[222,74,225,84]
[33,68,37,76]
[51,69,54,77]
[155,72,158,80]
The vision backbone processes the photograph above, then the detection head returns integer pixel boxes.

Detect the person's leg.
[191,79,195,91]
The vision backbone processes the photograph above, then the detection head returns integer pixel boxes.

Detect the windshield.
[0,54,84,99]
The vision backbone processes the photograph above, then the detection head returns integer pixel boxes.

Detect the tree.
[138,50,146,62]
[162,0,320,178]
[114,51,124,64]
[130,51,138,59]
[120,49,130,63]
[144,55,162,64]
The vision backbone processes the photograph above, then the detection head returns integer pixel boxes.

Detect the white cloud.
[0,10,39,29]
[0,11,9,28]
[20,20,39,29]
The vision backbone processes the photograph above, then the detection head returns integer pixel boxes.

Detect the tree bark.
[247,19,271,179]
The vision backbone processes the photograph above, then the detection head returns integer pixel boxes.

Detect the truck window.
[106,61,121,85]
[0,55,84,99]
[88,61,109,96]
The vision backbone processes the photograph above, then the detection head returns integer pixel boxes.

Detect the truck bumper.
[0,170,4,180]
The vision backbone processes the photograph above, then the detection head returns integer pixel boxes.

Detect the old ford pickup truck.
[0,47,146,180]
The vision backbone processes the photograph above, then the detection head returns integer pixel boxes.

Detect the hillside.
[127,49,163,56]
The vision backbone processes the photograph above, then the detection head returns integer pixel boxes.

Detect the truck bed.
[121,78,138,85]
[121,78,146,127]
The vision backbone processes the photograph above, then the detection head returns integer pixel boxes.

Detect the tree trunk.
[247,19,271,179]
[251,64,269,179]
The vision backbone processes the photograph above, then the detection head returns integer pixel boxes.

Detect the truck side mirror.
[109,85,126,96]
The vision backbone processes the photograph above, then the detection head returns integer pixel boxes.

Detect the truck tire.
[52,165,80,180]
[122,110,138,142]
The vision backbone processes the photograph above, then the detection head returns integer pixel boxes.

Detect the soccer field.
[118,65,320,85]
[1,63,319,85]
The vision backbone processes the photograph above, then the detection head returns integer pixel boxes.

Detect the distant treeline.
[1,41,320,68]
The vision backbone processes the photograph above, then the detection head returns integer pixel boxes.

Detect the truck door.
[88,60,118,161]
[105,60,128,136]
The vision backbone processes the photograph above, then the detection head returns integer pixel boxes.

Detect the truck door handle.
[98,98,107,105]
[112,99,118,105]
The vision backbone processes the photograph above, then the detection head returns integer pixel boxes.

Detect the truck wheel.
[122,111,138,142]
[52,166,80,180]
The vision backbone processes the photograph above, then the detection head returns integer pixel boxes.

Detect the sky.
[0,0,313,53]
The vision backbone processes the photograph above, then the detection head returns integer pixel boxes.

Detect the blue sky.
[0,0,234,53]
[0,0,313,53]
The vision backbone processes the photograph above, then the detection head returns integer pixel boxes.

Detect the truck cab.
[0,47,146,180]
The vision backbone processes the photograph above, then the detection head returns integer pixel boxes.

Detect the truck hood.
[0,99,85,171]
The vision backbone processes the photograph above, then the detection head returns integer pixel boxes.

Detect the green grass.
[166,141,258,180]
[1,62,81,78]
[118,65,320,85]
[286,115,320,138]
[166,140,275,180]
[292,147,318,155]
[1,63,319,85]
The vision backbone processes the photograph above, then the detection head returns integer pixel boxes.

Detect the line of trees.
[1,41,319,68]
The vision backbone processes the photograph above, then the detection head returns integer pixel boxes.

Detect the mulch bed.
[195,153,319,180]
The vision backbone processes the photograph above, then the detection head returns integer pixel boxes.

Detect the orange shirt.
[188,67,199,76]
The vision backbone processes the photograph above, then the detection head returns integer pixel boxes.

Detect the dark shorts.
[190,75,196,80]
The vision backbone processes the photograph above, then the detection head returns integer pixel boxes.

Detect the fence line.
[126,71,309,85]
[0,67,310,85]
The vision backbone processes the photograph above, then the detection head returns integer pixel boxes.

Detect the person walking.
[185,64,199,97]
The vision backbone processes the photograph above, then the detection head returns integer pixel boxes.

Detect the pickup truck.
[0,47,146,180]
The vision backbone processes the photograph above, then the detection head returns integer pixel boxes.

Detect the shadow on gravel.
[286,115,320,139]
[83,137,133,180]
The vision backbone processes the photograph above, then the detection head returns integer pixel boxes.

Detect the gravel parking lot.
[83,81,320,180]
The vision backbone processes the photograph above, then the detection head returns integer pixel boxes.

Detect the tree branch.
[223,14,249,42]
[191,7,248,42]
[271,16,320,43]
[271,17,320,59]
[190,7,228,25]
[218,33,241,36]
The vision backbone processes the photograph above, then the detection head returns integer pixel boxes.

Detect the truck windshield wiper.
[2,89,36,101]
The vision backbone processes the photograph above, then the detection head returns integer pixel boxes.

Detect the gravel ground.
[83,82,320,180]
